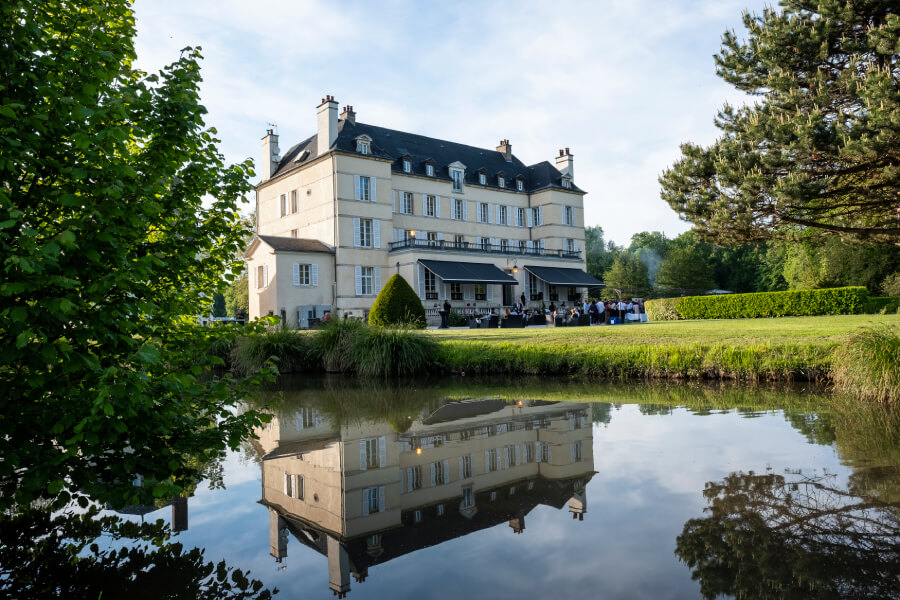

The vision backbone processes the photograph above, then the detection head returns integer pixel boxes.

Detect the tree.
[212,292,227,317]
[676,471,900,599]
[224,272,249,317]
[603,254,652,296]
[368,274,426,328]
[0,2,270,510]
[656,246,717,293]
[660,1,900,244]
[584,226,621,280]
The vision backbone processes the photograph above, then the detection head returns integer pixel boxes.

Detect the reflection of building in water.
[252,399,595,598]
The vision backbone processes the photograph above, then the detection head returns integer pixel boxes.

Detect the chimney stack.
[496,139,512,162]
[260,128,280,183]
[317,95,339,156]
[555,147,574,180]
[340,105,356,125]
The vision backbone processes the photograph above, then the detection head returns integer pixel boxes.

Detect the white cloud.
[134,0,770,244]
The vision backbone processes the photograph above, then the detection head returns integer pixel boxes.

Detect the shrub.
[231,328,316,375]
[832,326,900,405]
[644,287,870,320]
[351,326,439,377]
[369,274,426,328]
[863,297,900,315]
[310,317,365,372]
[882,272,900,297]
[448,311,468,327]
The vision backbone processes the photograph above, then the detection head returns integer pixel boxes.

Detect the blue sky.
[133,0,770,246]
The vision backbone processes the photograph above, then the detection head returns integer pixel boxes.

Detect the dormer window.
[516,179,524,191]
[478,172,486,185]
[498,176,505,188]
[403,159,411,173]
[355,135,372,155]
[426,164,434,177]
[448,161,466,193]
[562,174,573,189]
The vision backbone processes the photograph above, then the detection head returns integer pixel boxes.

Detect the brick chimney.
[260,128,280,183]
[555,147,574,180]
[340,104,356,125]
[317,95,338,156]
[496,139,512,162]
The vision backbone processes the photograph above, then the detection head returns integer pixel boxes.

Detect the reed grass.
[831,326,900,404]
[351,325,439,377]
[310,318,364,372]
[230,328,316,376]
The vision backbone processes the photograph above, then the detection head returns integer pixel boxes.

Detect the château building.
[245,96,602,326]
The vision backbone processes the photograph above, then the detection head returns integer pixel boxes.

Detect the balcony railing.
[389,238,581,259]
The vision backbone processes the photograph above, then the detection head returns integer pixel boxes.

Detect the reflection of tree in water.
[0,508,273,599]
[591,402,617,425]
[638,404,674,416]
[676,471,900,599]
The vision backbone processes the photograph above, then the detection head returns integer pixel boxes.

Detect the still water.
[105,379,900,599]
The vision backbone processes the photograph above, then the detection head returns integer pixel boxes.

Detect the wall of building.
[257,157,339,245]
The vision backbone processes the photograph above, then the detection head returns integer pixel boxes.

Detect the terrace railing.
[389,238,581,260]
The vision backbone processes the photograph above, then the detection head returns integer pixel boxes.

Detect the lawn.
[427,314,900,348]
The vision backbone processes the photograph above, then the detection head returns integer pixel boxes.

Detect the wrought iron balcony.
[389,238,581,260]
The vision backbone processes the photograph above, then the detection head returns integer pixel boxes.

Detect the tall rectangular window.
[523,442,536,464]
[462,485,474,508]
[460,454,473,479]
[474,283,486,301]
[572,440,584,462]
[280,194,287,217]
[425,195,437,217]
[566,238,576,253]
[291,190,298,213]
[406,466,422,492]
[450,282,463,300]
[426,164,435,176]
[401,192,413,215]
[454,234,465,248]
[426,231,438,247]
[516,179,524,191]
[500,239,509,252]
[498,205,508,225]
[541,442,552,463]
[257,265,265,289]
[528,273,540,301]
[295,264,310,286]
[451,169,463,192]
[485,448,499,472]
[516,207,525,227]
[358,176,371,202]
[531,207,541,226]
[452,198,464,220]
[363,486,381,514]
[359,218,373,247]
[479,237,489,251]
[432,460,448,486]
[424,269,437,299]
[360,266,374,296]
[564,205,574,225]
[478,203,489,223]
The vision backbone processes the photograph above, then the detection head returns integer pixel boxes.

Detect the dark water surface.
[101,379,900,599]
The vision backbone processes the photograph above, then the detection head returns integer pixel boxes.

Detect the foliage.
[310,317,366,372]
[644,297,681,321]
[584,226,621,280]
[350,325,439,377]
[645,287,871,320]
[0,507,275,599]
[832,326,900,404]
[603,253,651,296]
[782,238,900,291]
[655,245,716,293]
[212,293,227,318]
[368,274,426,328]
[223,273,249,317]
[863,296,900,314]
[660,1,900,243]
[676,471,900,599]
[0,2,269,510]
[883,272,900,296]
[448,310,468,327]
[230,326,316,376]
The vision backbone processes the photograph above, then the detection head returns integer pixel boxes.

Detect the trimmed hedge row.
[645,287,871,321]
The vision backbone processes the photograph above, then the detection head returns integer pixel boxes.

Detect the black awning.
[419,260,517,284]
[524,266,605,287]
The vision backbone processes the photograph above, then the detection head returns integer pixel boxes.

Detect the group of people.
[548,298,645,325]
[440,295,645,328]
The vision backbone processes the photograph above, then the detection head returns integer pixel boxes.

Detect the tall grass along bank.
[832,326,900,405]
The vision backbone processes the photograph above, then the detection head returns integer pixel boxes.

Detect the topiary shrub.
[368,274,426,328]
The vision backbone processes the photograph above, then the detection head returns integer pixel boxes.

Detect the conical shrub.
[369,274,426,328]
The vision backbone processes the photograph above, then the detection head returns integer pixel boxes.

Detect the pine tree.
[660,1,900,244]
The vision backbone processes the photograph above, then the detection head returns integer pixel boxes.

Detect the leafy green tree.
[584,226,621,280]
[656,246,717,293]
[660,1,900,243]
[224,272,249,317]
[368,274,426,328]
[627,231,671,285]
[212,292,227,317]
[883,272,900,296]
[603,254,652,296]
[0,1,269,510]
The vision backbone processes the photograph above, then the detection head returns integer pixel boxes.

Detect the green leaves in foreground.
[0,1,271,511]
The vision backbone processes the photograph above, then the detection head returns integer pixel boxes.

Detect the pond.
[18,378,900,598]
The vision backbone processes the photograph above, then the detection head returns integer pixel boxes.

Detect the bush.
[882,272,900,297]
[863,297,900,314]
[231,328,316,375]
[448,311,468,327]
[369,274,426,328]
[832,327,900,405]
[645,287,870,320]
[351,326,439,377]
[311,317,365,372]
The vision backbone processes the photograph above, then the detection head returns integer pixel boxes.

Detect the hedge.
[645,287,871,321]
[863,296,900,314]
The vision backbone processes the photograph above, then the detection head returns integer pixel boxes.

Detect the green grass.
[426,315,900,383]
[832,326,900,405]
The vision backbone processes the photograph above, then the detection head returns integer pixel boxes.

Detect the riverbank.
[428,314,900,384]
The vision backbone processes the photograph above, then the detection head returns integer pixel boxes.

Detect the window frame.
[451,169,464,193]
[425,194,437,217]
[452,198,464,220]
[516,179,524,191]
[402,159,411,173]
[426,164,434,177]
[357,141,369,155]
[360,266,374,296]
[478,172,486,185]
[359,218,373,248]
[478,203,489,223]
[401,191,414,215]
[450,282,463,300]
[359,176,371,202]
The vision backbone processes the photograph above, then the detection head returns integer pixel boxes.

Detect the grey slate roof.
[270,120,584,194]
[257,235,334,254]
